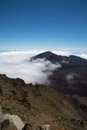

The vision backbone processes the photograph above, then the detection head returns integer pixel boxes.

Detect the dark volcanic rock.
[69,55,86,62]
[30,51,87,65]
[30,51,68,63]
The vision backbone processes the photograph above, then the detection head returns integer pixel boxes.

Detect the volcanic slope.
[0,74,87,130]
[30,51,87,96]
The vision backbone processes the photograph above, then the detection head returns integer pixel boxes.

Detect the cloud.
[52,50,87,59]
[66,73,75,84]
[78,54,87,59]
[0,50,86,85]
[66,73,80,84]
[0,51,61,84]
[53,50,70,56]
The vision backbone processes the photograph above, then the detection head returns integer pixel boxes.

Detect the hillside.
[30,51,87,96]
[0,74,87,130]
[49,64,87,96]
[30,51,87,64]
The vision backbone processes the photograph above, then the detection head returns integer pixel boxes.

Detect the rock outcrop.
[38,125,51,130]
[3,114,24,130]
[0,107,24,130]
[0,107,52,130]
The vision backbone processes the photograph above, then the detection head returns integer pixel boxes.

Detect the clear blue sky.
[0,0,87,50]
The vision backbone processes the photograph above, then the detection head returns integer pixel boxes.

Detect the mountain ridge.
[30,51,87,96]
[30,51,87,64]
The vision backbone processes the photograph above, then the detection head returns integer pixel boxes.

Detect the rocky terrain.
[0,74,87,130]
[0,51,87,130]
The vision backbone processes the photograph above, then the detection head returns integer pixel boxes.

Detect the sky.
[0,0,87,50]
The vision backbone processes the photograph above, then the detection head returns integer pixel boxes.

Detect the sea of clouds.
[0,51,61,84]
[0,50,87,84]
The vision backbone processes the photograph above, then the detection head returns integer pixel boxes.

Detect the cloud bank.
[0,50,87,84]
[0,51,61,84]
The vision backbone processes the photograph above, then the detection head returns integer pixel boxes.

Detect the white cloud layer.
[0,50,86,84]
[0,51,61,84]
[53,50,87,59]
